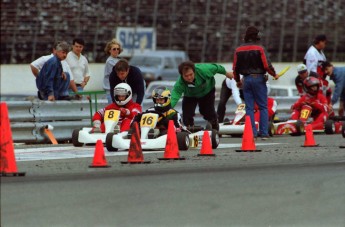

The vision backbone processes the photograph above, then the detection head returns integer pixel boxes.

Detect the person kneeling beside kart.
[130,86,182,138]
[290,77,329,130]
[92,83,142,133]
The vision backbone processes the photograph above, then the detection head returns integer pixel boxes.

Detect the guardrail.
[6,97,337,143]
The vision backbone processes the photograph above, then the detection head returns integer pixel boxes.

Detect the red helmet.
[303,77,320,96]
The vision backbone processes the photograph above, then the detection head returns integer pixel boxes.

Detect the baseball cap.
[297,64,307,74]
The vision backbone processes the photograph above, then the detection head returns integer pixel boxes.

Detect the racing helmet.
[152,86,171,112]
[114,83,132,106]
[303,77,320,96]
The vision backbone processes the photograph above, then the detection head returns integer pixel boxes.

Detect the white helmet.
[114,83,132,106]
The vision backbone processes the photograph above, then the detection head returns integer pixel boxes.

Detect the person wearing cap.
[295,63,332,105]
[232,26,279,140]
[322,61,345,117]
[36,41,71,101]
[304,34,327,76]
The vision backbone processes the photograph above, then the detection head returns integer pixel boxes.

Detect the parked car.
[144,81,175,99]
[129,50,188,85]
[268,85,299,98]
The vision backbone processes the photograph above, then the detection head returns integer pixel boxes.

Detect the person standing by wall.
[304,34,327,77]
[109,59,146,105]
[66,38,91,92]
[233,26,279,140]
[103,39,122,103]
[171,61,234,131]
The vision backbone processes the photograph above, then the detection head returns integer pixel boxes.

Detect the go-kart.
[72,110,120,147]
[323,116,344,135]
[105,112,219,151]
[218,104,259,137]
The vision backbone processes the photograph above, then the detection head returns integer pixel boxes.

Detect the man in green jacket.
[171,61,234,131]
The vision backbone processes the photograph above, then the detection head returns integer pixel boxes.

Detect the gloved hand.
[119,108,130,117]
[92,120,101,133]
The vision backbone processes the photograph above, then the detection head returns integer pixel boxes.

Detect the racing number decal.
[237,104,245,111]
[140,113,158,128]
[300,109,310,120]
[104,110,120,121]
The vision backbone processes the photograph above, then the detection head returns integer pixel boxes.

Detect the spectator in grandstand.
[322,61,345,117]
[233,26,279,140]
[304,34,327,77]
[216,77,244,123]
[35,41,71,101]
[103,39,123,103]
[109,59,145,105]
[171,61,234,131]
[30,41,81,100]
[66,38,91,92]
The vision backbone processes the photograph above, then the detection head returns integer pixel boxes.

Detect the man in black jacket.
[233,26,279,140]
[109,59,145,105]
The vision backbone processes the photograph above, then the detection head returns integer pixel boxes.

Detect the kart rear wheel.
[342,121,345,138]
[72,129,84,147]
[291,120,304,136]
[177,132,189,151]
[211,129,220,149]
[106,133,118,152]
[324,120,335,134]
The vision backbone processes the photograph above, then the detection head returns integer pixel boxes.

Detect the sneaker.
[148,129,155,139]
[261,136,269,141]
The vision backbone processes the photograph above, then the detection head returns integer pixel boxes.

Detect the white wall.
[1,62,341,96]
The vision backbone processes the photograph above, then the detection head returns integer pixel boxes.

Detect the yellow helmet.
[151,86,171,112]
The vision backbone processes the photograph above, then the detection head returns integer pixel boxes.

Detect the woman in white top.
[103,39,122,103]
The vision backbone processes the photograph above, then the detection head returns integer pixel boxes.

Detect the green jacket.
[171,63,227,107]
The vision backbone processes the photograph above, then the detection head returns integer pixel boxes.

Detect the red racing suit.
[254,97,277,122]
[290,93,329,129]
[92,100,142,132]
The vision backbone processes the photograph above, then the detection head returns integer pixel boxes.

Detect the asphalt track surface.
[1,134,345,227]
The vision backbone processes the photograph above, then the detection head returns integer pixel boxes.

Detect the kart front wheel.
[291,120,304,136]
[324,120,335,134]
[177,132,189,151]
[106,133,118,152]
[72,129,84,147]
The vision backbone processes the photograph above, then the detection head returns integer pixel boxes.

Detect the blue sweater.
[330,67,345,105]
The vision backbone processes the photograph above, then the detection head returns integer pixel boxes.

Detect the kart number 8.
[104,110,120,121]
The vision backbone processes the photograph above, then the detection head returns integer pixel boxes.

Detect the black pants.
[217,80,244,122]
[182,88,217,126]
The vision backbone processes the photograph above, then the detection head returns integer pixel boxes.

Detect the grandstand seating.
[1,0,344,64]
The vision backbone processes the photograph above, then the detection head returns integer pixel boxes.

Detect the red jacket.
[292,93,328,113]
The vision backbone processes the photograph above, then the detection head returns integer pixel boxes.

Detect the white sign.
[116,27,156,57]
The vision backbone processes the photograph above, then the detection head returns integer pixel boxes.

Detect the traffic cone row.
[236,116,261,152]
[158,120,185,160]
[301,124,318,147]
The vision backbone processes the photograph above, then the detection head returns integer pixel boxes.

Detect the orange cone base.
[0,172,26,177]
[235,149,262,152]
[88,165,111,168]
[197,154,216,157]
[301,144,319,147]
[158,157,186,160]
[121,161,151,164]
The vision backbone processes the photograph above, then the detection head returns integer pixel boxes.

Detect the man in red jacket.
[290,77,329,129]
[92,83,142,132]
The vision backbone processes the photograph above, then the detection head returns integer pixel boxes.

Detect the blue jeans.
[243,75,268,137]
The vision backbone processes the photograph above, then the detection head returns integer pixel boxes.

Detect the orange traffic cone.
[89,140,111,168]
[197,130,215,156]
[121,122,150,164]
[158,120,185,160]
[0,103,26,177]
[302,124,319,147]
[236,115,261,152]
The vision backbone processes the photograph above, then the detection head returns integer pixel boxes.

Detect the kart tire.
[177,132,189,151]
[211,129,220,149]
[72,129,84,147]
[324,120,335,134]
[106,133,118,152]
[291,120,303,136]
[342,121,345,138]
